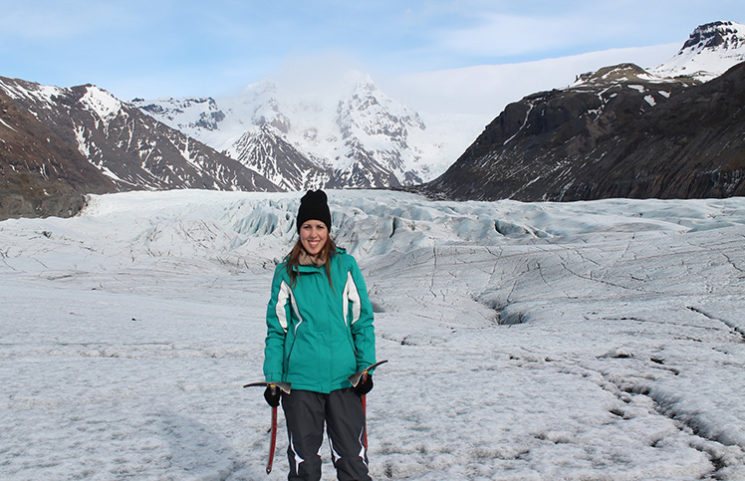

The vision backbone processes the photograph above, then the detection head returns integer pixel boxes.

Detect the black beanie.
[296,190,332,232]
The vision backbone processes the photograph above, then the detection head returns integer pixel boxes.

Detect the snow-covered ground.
[2,190,745,481]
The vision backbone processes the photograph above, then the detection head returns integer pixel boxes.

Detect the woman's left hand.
[353,375,373,395]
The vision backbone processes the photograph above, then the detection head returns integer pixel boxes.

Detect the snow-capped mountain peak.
[135,71,440,190]
[653,20,745,81]
[135,96,226,135]
[684,20,745,50]
[78,85,124,124]
[249,86,291,134]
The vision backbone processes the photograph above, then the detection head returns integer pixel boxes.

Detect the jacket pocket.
[285,321,307,377]
[283,325,299,378]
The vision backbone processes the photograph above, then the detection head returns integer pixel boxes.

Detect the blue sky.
[1,1,742,100]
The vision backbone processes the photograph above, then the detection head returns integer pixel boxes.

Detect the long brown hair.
[285,236,337,288]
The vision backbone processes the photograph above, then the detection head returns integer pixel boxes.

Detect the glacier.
[1,189,745,480]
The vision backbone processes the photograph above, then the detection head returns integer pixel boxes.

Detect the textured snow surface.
[2,190,745,480]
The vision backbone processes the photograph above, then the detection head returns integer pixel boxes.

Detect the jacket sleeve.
[347,256,376,371]
[264,264,289,383]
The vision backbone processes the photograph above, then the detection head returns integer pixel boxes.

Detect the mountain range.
[0,78,278,218]
[133,72,435,190]
[1,21,744,219]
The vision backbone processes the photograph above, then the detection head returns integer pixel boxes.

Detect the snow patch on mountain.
[135,96,234,149]
[79,86,123,125]
[0,78,62,106]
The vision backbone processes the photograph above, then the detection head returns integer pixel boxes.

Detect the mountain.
[421,22,745,202]
[227,125,332,191]
[0,76,279,219]
[134,72,434,189]
[653,21,745,81]
[0,86,116,219]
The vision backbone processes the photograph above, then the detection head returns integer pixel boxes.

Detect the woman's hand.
[264,385,281,407]
[353,375,373,395]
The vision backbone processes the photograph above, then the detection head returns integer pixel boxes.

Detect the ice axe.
[348,360,388,449]
[243,381,292,474]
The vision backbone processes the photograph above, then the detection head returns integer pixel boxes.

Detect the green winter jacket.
[263,247,376,393]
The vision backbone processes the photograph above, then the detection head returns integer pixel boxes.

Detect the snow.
[0,116,17,132]
[2,190,745,480]
[79,86,123,125]
[0,78,63,107]
[178,138,205,174]
[73,125,90,158]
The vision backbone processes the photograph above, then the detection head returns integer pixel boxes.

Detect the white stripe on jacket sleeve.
[276,280,304,334]
[343,271,362,325]
[275,280,291,333]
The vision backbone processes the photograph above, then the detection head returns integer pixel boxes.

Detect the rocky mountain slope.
[0,88,116,219]
[134,72,433,190]
[0,77,278,219]
[227,125,332,191]
[421,22,745,202]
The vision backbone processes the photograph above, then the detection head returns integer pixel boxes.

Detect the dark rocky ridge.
[421,62,745,201]
[683,21,743,51]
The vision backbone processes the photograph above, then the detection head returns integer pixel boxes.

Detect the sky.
[0,1,742,101]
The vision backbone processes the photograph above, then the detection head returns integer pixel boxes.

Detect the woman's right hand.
[264,385,281,407]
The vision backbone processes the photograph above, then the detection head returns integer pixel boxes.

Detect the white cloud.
[436,12,628,58]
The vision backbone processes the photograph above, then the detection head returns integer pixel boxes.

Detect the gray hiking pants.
[281,388,371,481]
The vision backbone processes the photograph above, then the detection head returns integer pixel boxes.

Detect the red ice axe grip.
[267,406,278,474]
[361,373,369,450]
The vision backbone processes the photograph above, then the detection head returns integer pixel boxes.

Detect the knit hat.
[296,190,332,232]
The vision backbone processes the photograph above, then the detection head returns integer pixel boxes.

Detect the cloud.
[435,11,628,59]
[266,51,370,101]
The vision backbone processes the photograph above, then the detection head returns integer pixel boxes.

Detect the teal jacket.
[263,248,376,393]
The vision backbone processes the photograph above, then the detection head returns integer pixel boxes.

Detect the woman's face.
[299,220,328,256]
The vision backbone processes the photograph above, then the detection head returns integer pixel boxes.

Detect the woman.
[263,190,376,481]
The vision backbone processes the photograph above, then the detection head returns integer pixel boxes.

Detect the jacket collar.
[290,247,344,274]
